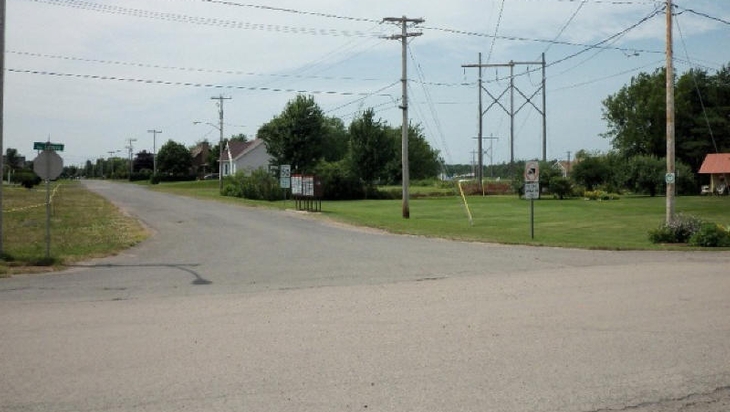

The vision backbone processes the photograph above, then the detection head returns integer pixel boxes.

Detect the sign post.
[33,143,64,259]
[524,161,540,239]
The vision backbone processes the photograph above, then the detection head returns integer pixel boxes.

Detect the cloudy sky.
[4,0,729,168]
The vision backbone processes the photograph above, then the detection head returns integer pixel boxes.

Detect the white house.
[220,139,271,176]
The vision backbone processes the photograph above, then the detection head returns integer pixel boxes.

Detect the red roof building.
[698,153,730,195]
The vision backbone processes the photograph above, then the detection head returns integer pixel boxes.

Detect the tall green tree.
[602,68,666,159]
[348,109,394,186]
[258,95,326,173]
[157,140,192,177]
[5,148,21,170]
[602,63,730,176]
[384,124,441,183]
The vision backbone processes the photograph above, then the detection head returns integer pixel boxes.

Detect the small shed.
[698,153,730,195]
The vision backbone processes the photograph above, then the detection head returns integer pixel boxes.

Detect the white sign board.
[279,164,291,189]
[524,161,539,182]
[291,175,303,196]
[524,182,540,200]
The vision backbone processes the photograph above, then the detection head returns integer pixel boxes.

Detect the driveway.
[1,180,728,412]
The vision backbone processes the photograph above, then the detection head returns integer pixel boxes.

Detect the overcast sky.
[4,0,729,168]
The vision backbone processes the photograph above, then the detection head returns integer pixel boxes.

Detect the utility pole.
[462,56,547,166]
[147,129,161,176]
[126,138,137,179]
[107,150,119,178]
[383,16,424,219]
[566,151,572,176]
[211,95,231,192]
[0,0,6,255]
[665,0,675,224]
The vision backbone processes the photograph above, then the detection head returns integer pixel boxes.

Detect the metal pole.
[665,0,675,224]
[477,53,483,190]
[0,0,6,255]
[211,95,231,192]
[510,61,515,165]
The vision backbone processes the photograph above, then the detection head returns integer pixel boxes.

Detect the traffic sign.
[524,182,540,200]
[33,150,64,180]
[665,173,676,184]
[34,142,64,152]
[524,161,539,182]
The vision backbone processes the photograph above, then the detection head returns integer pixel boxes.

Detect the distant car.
[203,173,219,180]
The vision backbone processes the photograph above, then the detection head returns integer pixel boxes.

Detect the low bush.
[688,223,730,247]
[583,190,620,201]
[648,213,702,244]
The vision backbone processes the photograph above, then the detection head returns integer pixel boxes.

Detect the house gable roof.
[221,140,256,162]
[698,153,730,174]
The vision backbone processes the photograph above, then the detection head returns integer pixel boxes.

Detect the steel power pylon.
[462,53,547,170]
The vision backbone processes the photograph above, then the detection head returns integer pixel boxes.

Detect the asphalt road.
[1,180,729,412]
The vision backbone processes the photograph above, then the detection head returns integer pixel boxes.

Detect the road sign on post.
[524,161,540,239]
[34,142,64,152]
[524,161,539,182]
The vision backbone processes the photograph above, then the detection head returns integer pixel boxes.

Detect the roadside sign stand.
[524,161,540,240]
[32,142,64,259]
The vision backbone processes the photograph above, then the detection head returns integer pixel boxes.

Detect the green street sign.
[34,142,64,151]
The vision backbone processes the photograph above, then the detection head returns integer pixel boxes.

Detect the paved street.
[1,180,729,412]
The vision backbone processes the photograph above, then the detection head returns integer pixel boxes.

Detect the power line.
[7,50,385,83]
[486,0,506,64]
[24,0,665,57]
[5,67,396,98]
[676,6,730,26]
[543,0,587,54]
[24,0,380,37]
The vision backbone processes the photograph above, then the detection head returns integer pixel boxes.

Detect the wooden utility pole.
[147,129,162,176]
[383,16,424,219]
[666,0,675,224]
[211,95,231,192]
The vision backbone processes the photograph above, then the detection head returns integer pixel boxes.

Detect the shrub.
[313,161,365,200]
[549,177,572,199]
[14,171,41,189]
[688,223,730,247]
[583,190,620,201]
[648,213,702,244]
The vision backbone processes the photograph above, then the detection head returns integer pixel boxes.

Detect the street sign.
[33,150,64,180]
[34,142,64,152]
[279,164,291,189]
[524,182,540,200]
[524,161,539,182]
[280,164,291,178]
[665,173,676,184]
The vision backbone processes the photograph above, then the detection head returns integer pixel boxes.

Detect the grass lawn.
[3,179,724,277]
[1,181,148,276]
[152,180,730,250]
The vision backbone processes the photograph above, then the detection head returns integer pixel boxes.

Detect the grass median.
[1,181,148,276]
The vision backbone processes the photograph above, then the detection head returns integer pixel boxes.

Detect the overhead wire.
[675,12,719,152]
[408,44,453,164]
[6,50,386,83]
[5,68,397,98]
[486,0,506,64]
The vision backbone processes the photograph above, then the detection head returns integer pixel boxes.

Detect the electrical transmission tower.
[462,53,547,169]
[382,16,424,219]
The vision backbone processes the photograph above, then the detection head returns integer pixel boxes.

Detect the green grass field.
[2,180,726,277]
[151,180,730,250]
[1,182,148,275]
